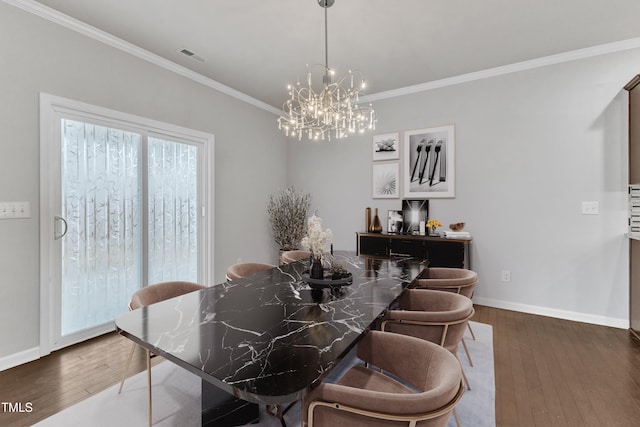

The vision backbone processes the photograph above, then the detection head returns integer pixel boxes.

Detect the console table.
[356,232,471,269]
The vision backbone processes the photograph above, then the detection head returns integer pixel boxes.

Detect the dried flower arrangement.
[267,187,311,250]
[301,214,332,260]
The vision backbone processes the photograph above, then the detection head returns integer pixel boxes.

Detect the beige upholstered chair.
[381,289,475,391]
[226,262,276,281]
[414,268,478,298]
[118,281,205,427]
[413,268,478,365]
[281,250,311,264]
[302,330,464,427]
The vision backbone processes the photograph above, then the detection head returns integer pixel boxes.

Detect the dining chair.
[280,250,311,264]
[117,281,205,427]
[413,267,478,366]
[226,262,276,281]
[302,330,464,427]
[380,289,475,391]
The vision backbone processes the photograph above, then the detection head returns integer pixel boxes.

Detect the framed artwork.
[372,132,400,161]
[372,162,399,199]
[403,125,455,198]
[402,199,429,234]
[387,210,403,234]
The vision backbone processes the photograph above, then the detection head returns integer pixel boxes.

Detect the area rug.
[34,321,495,427]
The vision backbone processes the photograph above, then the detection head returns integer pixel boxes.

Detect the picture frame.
[403,125,455,198]
[372,162,399,199]
[387,210,403,234]
[372,132,400,161]
[402,199,429,234]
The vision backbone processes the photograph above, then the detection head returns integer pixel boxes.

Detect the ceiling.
[29,0,640,110]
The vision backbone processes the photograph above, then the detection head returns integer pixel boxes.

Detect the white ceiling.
[29,0,640,110]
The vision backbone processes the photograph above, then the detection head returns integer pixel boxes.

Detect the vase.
[310,258,324,279]
[370,208,382,233]
[365,207,371,233]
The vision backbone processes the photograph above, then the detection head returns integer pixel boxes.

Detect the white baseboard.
[0,346,40,372]
[473,297,628,329]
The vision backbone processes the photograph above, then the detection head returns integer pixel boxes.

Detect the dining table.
[115,250,426,426]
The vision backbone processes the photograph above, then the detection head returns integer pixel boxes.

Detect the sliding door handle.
[54,215,68,240]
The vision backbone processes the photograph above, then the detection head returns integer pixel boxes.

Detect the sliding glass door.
[40,94,212,352]
[60,119,144,337]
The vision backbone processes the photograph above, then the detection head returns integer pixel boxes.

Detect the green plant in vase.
[329,262,349,280]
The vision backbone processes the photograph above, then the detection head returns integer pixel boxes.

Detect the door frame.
[39,93,214,355]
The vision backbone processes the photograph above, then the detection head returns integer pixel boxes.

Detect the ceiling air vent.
[178,48,205,63]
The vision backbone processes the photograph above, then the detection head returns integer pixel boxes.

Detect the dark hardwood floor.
[2,306,640,426]
[473,305,640,427]
[0,332,159,427]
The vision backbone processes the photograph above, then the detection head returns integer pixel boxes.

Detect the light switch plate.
[581,201,599,215]
[0,201,31,219]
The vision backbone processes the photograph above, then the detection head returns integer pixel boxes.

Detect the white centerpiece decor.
[301,214,332,279]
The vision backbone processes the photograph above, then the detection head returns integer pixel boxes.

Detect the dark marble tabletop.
[115,251,425,404]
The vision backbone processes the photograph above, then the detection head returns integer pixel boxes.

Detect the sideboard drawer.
[390,238,426,258]
[358,235,389,256]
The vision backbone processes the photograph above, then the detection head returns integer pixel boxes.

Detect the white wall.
[0,3,287,363]
[2,0,638,371]
[289,49,640,328]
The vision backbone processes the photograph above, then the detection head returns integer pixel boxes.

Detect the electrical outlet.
[501,270,511,282]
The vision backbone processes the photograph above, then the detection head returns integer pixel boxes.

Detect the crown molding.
[3,0,283,116]
[7,0,640,114]
[361,37,640,103]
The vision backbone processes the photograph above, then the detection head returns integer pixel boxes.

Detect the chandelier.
[277,0,376,141]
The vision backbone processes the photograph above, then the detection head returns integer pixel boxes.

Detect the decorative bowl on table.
[301,271,353,289]
[449,222,465,231]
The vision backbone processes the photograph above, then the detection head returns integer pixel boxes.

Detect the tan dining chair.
[118,281,205,427]
[281,250,311,264]
[413,267,478,366]
[225,262,276,281]
[381,289,475,391]
[302,330,464,427]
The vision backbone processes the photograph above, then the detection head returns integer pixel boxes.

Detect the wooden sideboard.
[356,232,471,269]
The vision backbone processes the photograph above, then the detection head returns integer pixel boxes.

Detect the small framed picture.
[373,132,400,161]
[387,210,403,234]
[402,199,429,234]
[403,125,455,198]
[372,162,399,199]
